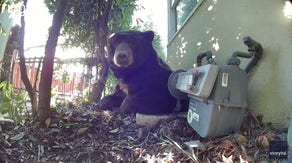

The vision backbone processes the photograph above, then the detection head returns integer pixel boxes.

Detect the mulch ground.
[0,103,288,162]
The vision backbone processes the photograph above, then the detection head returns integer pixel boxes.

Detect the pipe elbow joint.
[243,36,263,59]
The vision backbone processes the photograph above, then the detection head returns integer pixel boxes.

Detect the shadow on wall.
[167,0,271,69]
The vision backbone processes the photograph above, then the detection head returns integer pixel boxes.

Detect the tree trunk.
[1,26,19,83]
[18,0,35,108]
[38,0,68,122]
[89,0,113,102]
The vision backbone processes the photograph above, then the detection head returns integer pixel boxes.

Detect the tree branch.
[18,0,34,106]
[90,0,113,102]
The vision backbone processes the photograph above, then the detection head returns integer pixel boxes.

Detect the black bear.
[98,30,184,115]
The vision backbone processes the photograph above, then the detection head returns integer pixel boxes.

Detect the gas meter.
[168,36,263,138]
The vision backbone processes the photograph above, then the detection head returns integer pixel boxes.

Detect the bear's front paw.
[97,95,123,110]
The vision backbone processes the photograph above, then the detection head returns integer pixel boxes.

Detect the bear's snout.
[113,42,133,67]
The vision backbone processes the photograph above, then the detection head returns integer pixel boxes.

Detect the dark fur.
[98,30,183,115]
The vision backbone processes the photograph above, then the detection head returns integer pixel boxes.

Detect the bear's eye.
[122,39,136,49]
[109,47,115,56]
[113,40,135,50]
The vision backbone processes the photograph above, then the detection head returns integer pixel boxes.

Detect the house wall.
[167,0,292,128]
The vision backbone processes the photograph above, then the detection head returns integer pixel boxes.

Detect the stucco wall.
[167,0,292,128]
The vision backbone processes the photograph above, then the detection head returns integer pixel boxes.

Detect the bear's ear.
[109,32,116,38]
[108,33,117,44]
[142,30,154,42]
[104,46,109,58]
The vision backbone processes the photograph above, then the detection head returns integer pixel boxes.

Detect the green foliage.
[43,0,165,100]
[55,65,71,84]
[132,19,166,59]
[176,0,197,29]
[44,0,138,100]
[0,0,23,12]
[0,0,23,34]
[0,81,26,123]
[153,34,166,60]
[44,0,138,55]
[103,72,117,96]
[108,0,137,32]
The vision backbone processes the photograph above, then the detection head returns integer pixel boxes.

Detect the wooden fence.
[12,56,87,97]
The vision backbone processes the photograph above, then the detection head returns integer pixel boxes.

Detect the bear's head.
[106,30,158,70]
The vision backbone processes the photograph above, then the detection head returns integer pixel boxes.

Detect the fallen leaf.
[222,154,233,163]
[77,127,88,135]
[221,140,235,149]
[50,128,60,133]
[184,140,206,151]
[133,148,144,157]
[42,139,49,146]
[239,154,248,163]
[256,135,269,148]
[0,113,14,123]
[10,132,25,141]
[67,112,73,123]
[235,134,248,146]
[45,118,51,128]
[266,132,277,140]
[103,111,113,123]
[127,135,136,141]
[63,123,75,127]
[240,146,255,163]
[109,128,119,133]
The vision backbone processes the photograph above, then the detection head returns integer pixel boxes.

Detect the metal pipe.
[196,50,214,66]
[232,51,253,58]
[243,36,263,73]
[227,36,263,74]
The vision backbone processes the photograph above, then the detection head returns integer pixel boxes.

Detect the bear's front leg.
[97,84,126,111]
[119,97,137,114]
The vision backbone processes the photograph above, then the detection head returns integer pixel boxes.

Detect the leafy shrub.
[0,81,26,123]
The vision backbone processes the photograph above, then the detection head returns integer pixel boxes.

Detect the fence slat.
[12,57,86,99]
